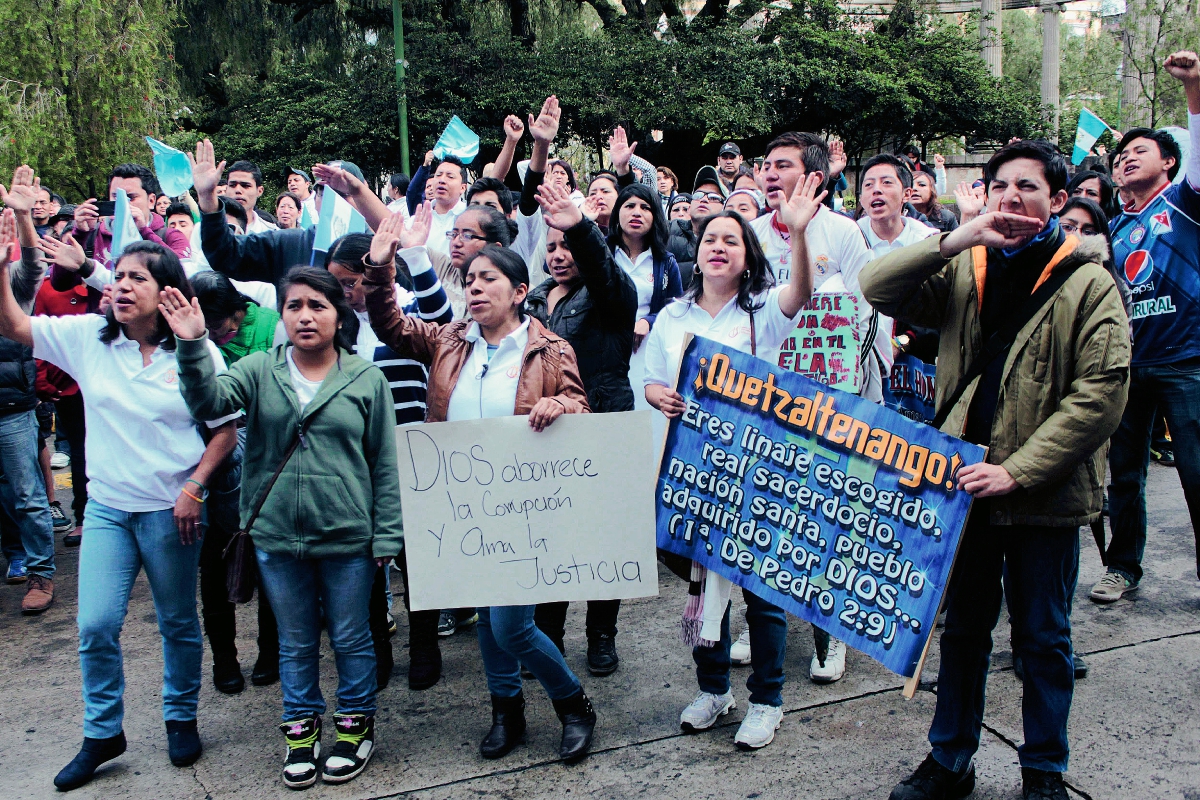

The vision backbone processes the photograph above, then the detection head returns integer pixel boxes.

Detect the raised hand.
[942,211,1045,256]
[312,163,363,199]
[188,139,225,212]
[528,95,561,144]
[933,153,946,168]
[38,233,86,271]
[827,139,847,178]
[1165,50,1200,83]
[158,286,208,341]
[954,181,984,220]
[398,202,432,250]
[371,210,406,266]
[0,209,18,269]
[536,181,583,231]
[503,115,525,143]
[129,203,147,230]
[580,194,601,222]
[608,126,637,174]
[0,165,39,213]
[777,172,828,234]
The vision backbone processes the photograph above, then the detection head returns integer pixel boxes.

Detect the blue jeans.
[77,501,203,738]
[256,550,377,721]
[929,509,1079,774]
[693,590,787,707]
[1108,361,1200,583]
[0,410,54,578]
[476,605,581,700]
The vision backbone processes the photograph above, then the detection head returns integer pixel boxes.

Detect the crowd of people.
[1,46,1197,800]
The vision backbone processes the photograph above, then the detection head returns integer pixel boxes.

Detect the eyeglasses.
[446,229,490,242]
[1059,220,1098,237]
[695,192,724,203]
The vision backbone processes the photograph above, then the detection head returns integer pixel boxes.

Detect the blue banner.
[882,354,938,423]
[655,335,985,677]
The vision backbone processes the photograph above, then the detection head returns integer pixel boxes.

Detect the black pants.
[199,524,279,662]
[534,599,621,648]
[55,393,87,526]
[393,550,440,647]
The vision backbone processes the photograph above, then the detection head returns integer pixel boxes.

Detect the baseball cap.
[669,193,692,208]
[286,167,311,183]
[693,166,729,198]
[718,142,741,157]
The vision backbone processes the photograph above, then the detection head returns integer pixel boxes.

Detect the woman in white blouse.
[0,235,238,791]
[643,173,826,753]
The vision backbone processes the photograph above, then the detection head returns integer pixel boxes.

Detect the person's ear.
[1049,189,1068,215]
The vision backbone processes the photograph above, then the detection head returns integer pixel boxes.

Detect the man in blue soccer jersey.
[1095,50,1200,604]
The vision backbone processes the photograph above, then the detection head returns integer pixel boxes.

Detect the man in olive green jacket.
[861,140,1130,800]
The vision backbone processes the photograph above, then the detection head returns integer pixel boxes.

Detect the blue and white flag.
[311,188,366,257]
[109,188,142,260]
[298,203,314,230]
[145,137,194,197]
[432,115,480,162]
[1072,108,1112,165]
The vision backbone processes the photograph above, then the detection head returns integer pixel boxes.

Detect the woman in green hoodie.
[160,266,403,790]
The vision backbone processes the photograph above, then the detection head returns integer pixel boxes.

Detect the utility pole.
[980,0,1003,78]
[1041,0,1061,142]
[393,0,410,175]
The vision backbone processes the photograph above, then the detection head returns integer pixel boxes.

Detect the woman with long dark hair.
[0,237,240,791]
[1067,169,1119,219]
[643,175,825,753]
[361,231,599,765]
[909,170,959,233]
[162,265,403,789]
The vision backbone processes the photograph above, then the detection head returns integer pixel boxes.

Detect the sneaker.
[1089,572,1137,603]
[1151,444,1176,466]
[437,610,457,637]
[679,690,736,732]
[64,526,82,547]
[50,451,70,470]
[22,575,54,614]
[456,610,479,629]
[889,754,976,799]
[280,715,322,789]
[1022,767,1068,799]
[50,501,74,533]
[5,557,26,584]
[734,702,783,750]
[386,612,397,638]
[730,629,752,665]
[586,633,619,676]
[810,637,846,683]
[322,714,374,784]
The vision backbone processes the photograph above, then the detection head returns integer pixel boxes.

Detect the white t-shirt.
[750,208,890,401]
[286,347,325,410]
[246,210,279,235]
[446,320,529,421]
[643,288,797,388]
[31,315,237,512]
[857,216,938,258]
[615,247,655,319]
[421,198,467,259]
[301,193,320,225]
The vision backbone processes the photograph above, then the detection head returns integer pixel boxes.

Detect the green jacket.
[860,233,1130,527]
[176,338,404,559]
[218,302,280,365]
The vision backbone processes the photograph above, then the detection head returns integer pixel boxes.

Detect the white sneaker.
[680,690,736,732]
[1090,572,1137,603]
[730,629,752,665]
[50,452,70,470]
[734,702,783,750]
[809,637,846,683]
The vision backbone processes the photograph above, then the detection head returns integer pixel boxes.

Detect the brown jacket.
[362,263,590,422]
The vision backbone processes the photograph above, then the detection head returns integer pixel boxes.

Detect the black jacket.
[667,219,698,288]
[200,210,317,285]
[525,220,638,413]
[0,247,44,416]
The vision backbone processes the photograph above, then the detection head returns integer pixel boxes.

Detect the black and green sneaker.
[280,715,321,790]
[322,714,375,784]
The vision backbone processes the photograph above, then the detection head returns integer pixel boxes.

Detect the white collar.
[465,318,530,350]
[859,215,909,246]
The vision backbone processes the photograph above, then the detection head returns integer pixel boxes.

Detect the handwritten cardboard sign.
[775,292,861,392]
[396,412,659,610]
[655,335,984,679]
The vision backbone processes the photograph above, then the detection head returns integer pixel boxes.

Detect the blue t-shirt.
[1111,180,1200,366]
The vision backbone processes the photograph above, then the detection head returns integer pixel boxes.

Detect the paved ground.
[1,461,1197,800]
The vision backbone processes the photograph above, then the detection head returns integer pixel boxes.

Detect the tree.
[1120,0,1200,128]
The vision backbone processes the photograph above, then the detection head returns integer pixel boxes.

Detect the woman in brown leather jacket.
[361,216,599,766]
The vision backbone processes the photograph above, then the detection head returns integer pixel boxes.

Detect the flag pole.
[393,0,410,176]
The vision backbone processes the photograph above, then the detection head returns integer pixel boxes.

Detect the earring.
[743,269,750,280]
[693,264,702,276]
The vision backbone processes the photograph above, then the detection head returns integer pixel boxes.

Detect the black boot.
[376,640,395,691]
[480,693,526,759]
[54,732,127,791]
[251,653,279,686]
[586,633,619,676]
[552,690,596,764]
[166,720,202,767]
[408,643,442,690]
[212,653,245,694]
[1022,768,1069,800]
[889,754,975,800]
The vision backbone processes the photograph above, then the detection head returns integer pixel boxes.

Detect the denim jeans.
[0,410,54,578]
[929,508,1078,774]
[256,549,377,721]
[1108,361,1200,583]
[693,590,787,707]
[476,605,581,700]
[77,501,203,738]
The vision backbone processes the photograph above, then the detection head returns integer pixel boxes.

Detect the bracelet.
[185,478,209,500]
[361,252,391,269]
[181,488,205,504]
[552,397,567,411]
